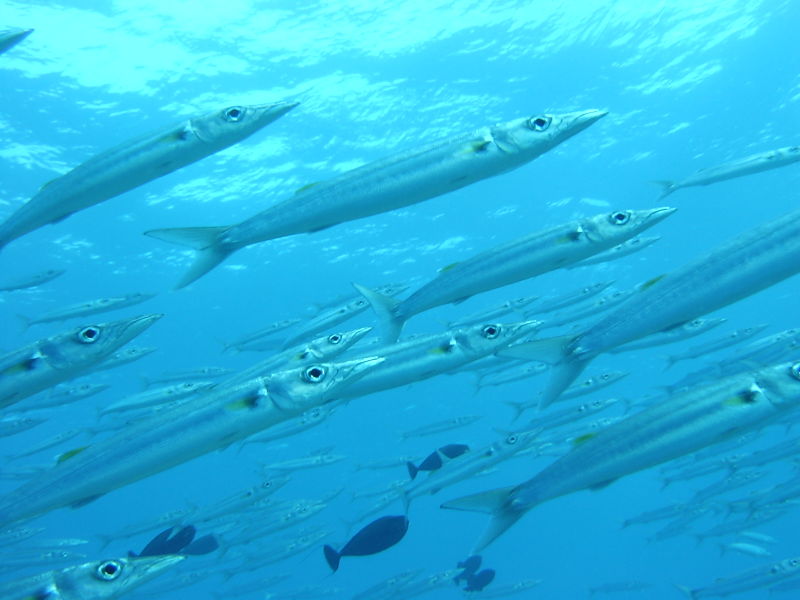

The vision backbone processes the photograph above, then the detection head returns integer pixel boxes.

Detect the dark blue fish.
[135,525,196,557]
[464,569,496,591]
[407,443,469,479]
[454,554,482,584]
[323,515,409,572]
[182,533,219,555]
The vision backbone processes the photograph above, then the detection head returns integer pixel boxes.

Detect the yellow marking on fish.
[1,351,43,375]
[556,227,583,244]
[723,385,762,406]
[295,182,320,195]
[572,432,596,446]
[57,446,89,464]
[640,274,666,291]
[438,261,460,273]
[225,395,260,411]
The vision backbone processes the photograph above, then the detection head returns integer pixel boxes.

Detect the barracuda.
[441,361,800,552]
[501,205,800,408]
[0,356,382,528]
[0,27,32,55]
[0,554,184,600]
[0,314,162,410]
[333,320,542,401]
[145,109,607,288]
[356,207,674,342]
[20,292,156,327]
[656,145,800,199]
[0,101,297,250]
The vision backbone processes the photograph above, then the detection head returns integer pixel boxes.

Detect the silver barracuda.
[0,554,184,600]
[441,361,800,552]
[0,101,297,250]
[20,292,156,327]
[501,205,800,408]
[145,109,607,288]
[356,207,673,342]
[333,320,542,401]
[0,268,64,291]
[0,27,32,55]
[656,145,800,199]
[0,314,162,410]
[0,356,382,527]
[676,555,800,599]
[568,235,661,268]
[609,317,727,353]
[664,324,770,369]
[222,326,372,387]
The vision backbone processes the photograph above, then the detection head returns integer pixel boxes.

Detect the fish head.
[190,101,299,145]
[264,356,385,410]
[306,326,373,359]
[490,108,607,157]
[38,314,162,370]
[51,554,184,600]
[458,320,542,355]
[580,206,676,246]
[755,361,800,408]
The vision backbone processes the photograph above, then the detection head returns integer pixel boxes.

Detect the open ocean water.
[1,0,799,598]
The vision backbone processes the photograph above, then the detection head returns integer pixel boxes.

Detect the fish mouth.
[256,100,300,122]
[504,319,544,340]
[131,553,186,575]
[563,108,608,134]
[644,206,677,224]
[340,356,386,381]
[116,313,164,343]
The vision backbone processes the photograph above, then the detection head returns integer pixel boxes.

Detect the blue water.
[1,0,799,598]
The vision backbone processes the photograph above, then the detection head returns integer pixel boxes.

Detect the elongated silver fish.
[336,320,541,400]
[0,314,162,410]
[0,102,297,250]
[0,554,184,600]
[676,555,800,599]
[664,324,769,368]
[0,356,382,527]
[655,145,800,199]
[609,317,727,353]
[20,292,156,327]
[501,205,800,408]
[145,109,607,288]
[569,235,661,268]
[446,296,538,328]
[0,268,64,291]
[0,27,32,55]
[357,207,673,342]
[441,361,800,552]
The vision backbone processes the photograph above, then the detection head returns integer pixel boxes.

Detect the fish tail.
[440,486,523,553]
[674,584,697,600]
[323,544,341,572]
[144,226,233,289]
[16,313,31,331]
[406,461,419,480]
[652,180,676,199]
[352,283,403,342]
[503,400,527,422]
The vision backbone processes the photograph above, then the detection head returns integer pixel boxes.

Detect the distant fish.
[0,28,32,55]
[655,145,800,199]
[323,515,409,572]
[146,109,607,289]
[0,268,64,291]
[407,444,470,479]
[19,292,156,328]
[0,101,298,250]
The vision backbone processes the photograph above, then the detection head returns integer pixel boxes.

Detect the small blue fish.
[453,555,482,584]
[464,569,496,591]
[323,515,409,572]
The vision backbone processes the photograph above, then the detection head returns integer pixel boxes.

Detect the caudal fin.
[323,544,341,571]
[440,486,524,553]
[652,180,677,200]
[352,283,404,342]
[498,335,590,409]
[144,226,233,289]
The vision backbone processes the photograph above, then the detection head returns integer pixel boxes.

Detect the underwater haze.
[1,0,800,599]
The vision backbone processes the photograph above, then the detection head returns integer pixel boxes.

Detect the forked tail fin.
[352,282,404,343]
[652,180,677,200]
[440,486,524,553]
[144,226,233,289]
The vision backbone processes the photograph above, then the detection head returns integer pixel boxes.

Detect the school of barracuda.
[1,20,800,600]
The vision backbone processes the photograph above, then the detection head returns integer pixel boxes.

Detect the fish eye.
[790,362,800,381]
[95,560,123,581]
[527,115,551,132]
[302,365,327,383]
[327,334,342,344]
[608,211,631,225]
[481,324,501,339]
[224,106,245,122]
[505,434,518,444]
[77,326,101,344]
